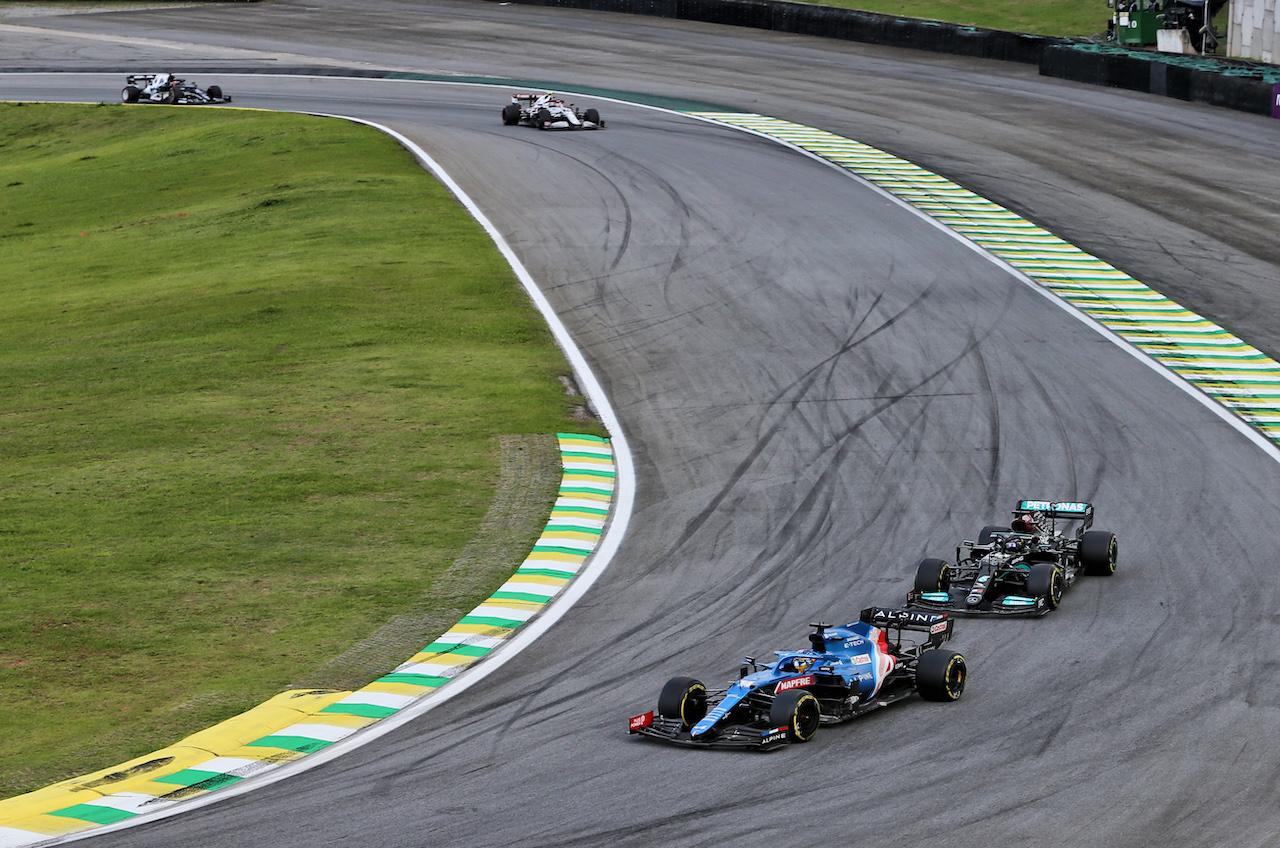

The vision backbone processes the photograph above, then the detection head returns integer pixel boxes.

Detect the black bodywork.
[905,500,1118,617]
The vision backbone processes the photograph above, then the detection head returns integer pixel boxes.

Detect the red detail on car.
[775,674,816,693]
[629,712,654,731]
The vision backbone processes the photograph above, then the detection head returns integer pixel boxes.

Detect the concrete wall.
[1229,0,1278,62]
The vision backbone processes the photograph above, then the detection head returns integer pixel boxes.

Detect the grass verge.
[0,102,603,796]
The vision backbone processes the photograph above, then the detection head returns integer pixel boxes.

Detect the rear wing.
[1016,500,1093,523]
[859,607,954,646]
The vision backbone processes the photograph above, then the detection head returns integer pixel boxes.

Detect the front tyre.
[1079,530,1118,576]
[657,676,707,730]
[534,107,552,129]
[1027,562,1064,609]
[584,107,600,125]
[206,85,223,100]
[769,689,820,743]
[916,649,967,701]
[914,557,951,592]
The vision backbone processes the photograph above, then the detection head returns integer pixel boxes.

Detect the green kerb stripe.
[152,768,244,789]
[376,673,448,687]
[49,805,136,825]
[459,614,526,629]
[491,590,554,604]
[245,735,335,753]
[420,642,491,657]
[319,703,398,718]
[517,566,577,579]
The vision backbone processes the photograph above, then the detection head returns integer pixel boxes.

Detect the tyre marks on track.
[686,112,1280,452]
[0,434,614,847]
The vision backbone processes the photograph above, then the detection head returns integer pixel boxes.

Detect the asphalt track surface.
[4,2,1280,847]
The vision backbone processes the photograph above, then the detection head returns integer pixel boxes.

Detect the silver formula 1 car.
[501,92,603,130]
[628,607,966,750]
[121,74,231,105]
[906,500,1118,616]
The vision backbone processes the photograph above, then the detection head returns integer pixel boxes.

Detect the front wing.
[628,712,790,751]
[907,588,1051,617]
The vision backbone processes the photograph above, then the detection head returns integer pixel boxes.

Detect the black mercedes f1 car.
[906,500,1118,616]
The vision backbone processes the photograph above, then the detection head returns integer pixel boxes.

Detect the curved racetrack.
[4,2,1280,846]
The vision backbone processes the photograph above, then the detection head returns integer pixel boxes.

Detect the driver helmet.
[790,657,813,673]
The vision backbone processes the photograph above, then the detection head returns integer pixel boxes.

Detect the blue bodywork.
[690,620,887,739]
[629,607,959,750]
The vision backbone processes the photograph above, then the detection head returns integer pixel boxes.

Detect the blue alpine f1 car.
[628,607,966,750]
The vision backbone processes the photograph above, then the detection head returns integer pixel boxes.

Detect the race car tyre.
[501,103,520,125]
[1027,562,1064,609]
[657,676,707,730]
[534,108,552,129]
[584,108,600,125]
[1079,530,1118,576]
[769,689,820,743]
[207,85,223,100]
[914,557,951,593]
[916,649,967,701]
[121,86,140,103]
[977,524,1008,545]
[164,87,179,105]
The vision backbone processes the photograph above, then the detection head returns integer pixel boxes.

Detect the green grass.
[794,0,1107,37]
[0,102,602,796]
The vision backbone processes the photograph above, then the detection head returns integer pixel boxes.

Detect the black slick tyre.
[1027,562,1064,609]
[164,86,179,105]
[657,676,707,730]
[534,107,552,129]
[207,85,223,100]
[122,86,140,103]
[1079,530,1118,576]
[916,649,967,701]
[977,524,1007,545]
[501,103,520,125]
[914,557,951,592]
[769,688,820,743]
[584,107,600,125]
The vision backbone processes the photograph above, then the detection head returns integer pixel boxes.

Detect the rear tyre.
[769,689,820,743]
[914,557,951,593]
[534,107,552,129]
[501,103,521,125]
[1027,562,1064,609]
[121,86,140,103]
[584,107,600,125]
[916,649,967,701]
[207,85,223,100]
[657,676,707,730]
[1079,530,1118,576]
[977,524,1007,545]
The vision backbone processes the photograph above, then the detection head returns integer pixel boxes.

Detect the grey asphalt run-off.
[4,2,1280,846]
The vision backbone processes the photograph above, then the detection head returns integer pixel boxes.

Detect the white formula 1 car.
[501,92,604,130]
[121,74,231,105]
